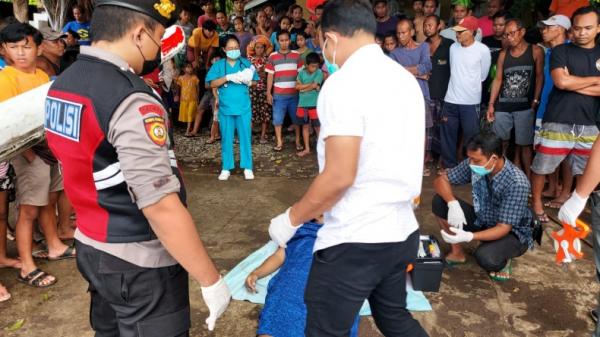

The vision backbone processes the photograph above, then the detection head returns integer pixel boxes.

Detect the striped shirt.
[265,50,303,96]
[0,162,8,178]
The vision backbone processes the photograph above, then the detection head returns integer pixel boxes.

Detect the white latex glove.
[558,191,588,227]
[268,208,299,248]
[441,228,474,244]
[239,68,254,85]
[447,200,467,230]
[201,276,231,331]
[225,72,242,84]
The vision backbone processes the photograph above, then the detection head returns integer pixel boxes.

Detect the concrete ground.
[0,135,598,337]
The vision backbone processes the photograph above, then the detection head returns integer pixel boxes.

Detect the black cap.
[95,0,177,27]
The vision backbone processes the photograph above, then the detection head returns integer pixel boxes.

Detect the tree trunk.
[13,0,29,23]
[40,0,74,30]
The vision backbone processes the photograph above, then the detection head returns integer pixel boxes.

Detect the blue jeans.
[272,95,299,126]
[440,102,480,168]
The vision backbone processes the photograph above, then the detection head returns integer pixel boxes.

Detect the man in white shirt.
[267,1,429,336]
[440,16,491,168]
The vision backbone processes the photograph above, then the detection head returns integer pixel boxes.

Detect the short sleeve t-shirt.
[549,0,590,17]
[297,69,323,108]
[376,16,400,36]
[205,58,258,116]
[188,28,219,52]
[428,37,453,100]
[0,66,53,162]
[265,50,303,96]
[62,21,91,45]
[544,43,600,126]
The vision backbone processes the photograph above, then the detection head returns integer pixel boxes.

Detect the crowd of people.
[0,0,599,336]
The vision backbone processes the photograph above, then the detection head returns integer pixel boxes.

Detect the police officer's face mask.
[136,29,161,76]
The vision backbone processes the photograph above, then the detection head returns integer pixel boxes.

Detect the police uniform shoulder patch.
[144,116,167,146]
[45,97,83,142]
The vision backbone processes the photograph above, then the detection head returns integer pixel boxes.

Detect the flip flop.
[47,246,76,261]
[17,268,57,288]
[490,259,512,282]
[273,145,283,152]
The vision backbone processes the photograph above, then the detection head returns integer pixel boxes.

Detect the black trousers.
[431,194,528,272]
[75,240,191,337]
[304,230,429,337]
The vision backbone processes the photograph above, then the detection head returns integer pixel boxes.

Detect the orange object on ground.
[551,219,590,264]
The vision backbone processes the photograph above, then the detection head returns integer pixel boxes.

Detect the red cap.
[452,16,479,33]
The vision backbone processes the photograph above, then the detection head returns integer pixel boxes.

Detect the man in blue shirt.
[62,5,91,45]
[433,132,533,281]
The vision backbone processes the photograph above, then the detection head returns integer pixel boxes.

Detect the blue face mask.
[226,49,241,60]
[322,38,339,75]
[469,156,496,176]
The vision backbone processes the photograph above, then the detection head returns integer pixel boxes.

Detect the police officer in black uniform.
[44,1,231,335]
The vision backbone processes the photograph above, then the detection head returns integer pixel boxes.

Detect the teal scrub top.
[206,58,258,116]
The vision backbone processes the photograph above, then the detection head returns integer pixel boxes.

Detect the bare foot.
[296,149,310,157]
[0,283,10,302]
[0,256,21,269]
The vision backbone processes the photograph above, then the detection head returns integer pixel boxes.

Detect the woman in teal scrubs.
[206,35,258,181]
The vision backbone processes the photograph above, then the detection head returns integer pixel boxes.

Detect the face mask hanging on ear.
[322,36,340,75]
[137,29,162,76]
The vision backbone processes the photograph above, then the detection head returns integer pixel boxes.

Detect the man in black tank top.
[486,18,544,179]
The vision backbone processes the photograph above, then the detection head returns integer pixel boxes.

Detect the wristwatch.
[533,99,540,105]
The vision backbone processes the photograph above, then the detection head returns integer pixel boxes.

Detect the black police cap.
[95,0,177,27]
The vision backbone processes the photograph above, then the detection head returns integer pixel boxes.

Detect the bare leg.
[314,126,320,139]
[436,216,466,261]
[547,162,574,207]
[260,122,268,141]
[531,172,546,216]
[274,125,283,148]
[542,169,559,198]
[294,125,301,149]
[57,191,74,240]
[39,192,70,258]
[0,191,20,268]
[190,108,205,135]
[209,121,220,141]
[519,145,533,179]
[297,125,311,157]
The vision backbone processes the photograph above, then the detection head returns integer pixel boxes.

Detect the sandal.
[273,145,283,152]
[17,268,57,288]
[48,246,76,261]
[206,138,217,144]
[33,245,76,261]
[535,212,549,224]
[259,138,268,144]
[490,259,512,282]
[296,145,304,151]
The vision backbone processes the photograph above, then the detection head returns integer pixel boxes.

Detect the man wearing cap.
[532,6,600,232]
[37,26,66,78]
[440,1,483,42]
[440,16,491,168]
[531,14,570,221]
[486,18,544,179]
[44,1,231,336]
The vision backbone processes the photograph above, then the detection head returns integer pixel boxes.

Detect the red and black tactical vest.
[45,54,186,243]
